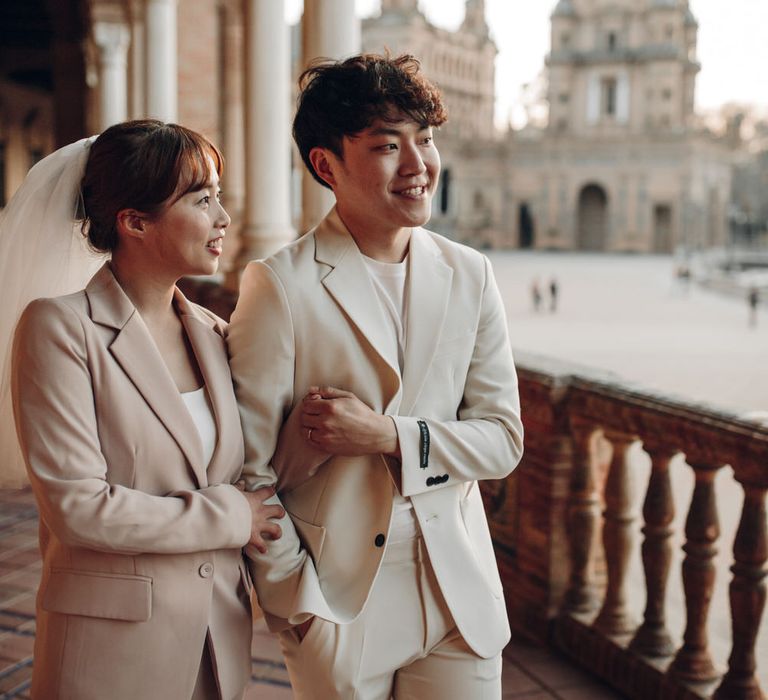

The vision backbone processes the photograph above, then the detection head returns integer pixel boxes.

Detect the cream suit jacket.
[228,208,524,659]
[12,264,254,700]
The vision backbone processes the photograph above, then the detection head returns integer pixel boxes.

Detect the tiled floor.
[0,488,623,699]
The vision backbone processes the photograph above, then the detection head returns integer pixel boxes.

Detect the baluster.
[594,430,637,635]
[629,444,677,657]
[562,419,600,614]
[713,484,767,700]
[668,462,721,682]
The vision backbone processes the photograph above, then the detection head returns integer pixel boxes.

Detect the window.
[439,168,451,215]
[607,32,617,51]
[662,88,672,101]
[559,92,570,104]
[601,77,617,116]
[561,33,570,49]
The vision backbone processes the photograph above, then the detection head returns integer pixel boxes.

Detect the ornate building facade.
[360,0,735,253]
[0,0,736,254]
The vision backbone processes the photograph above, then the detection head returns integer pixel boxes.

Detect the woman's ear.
[308,147,337,189]
[115,209,147,240]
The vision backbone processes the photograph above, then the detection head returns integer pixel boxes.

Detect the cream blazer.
[12,264,253,700]
[228,208,524,660]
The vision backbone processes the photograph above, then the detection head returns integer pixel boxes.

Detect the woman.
[2,120,283,699]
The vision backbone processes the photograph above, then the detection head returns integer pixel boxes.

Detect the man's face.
[316,111,441,242]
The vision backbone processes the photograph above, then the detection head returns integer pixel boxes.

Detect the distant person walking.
[549,277,559,312]
[531,278,542,312]
[748,286,759,327]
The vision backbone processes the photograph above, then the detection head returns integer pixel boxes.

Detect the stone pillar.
[220,0,245,289]
[237,0,295,264]
[128,0,146,119]
[300,0,360,233]
[145,0,177,122]
[93,22,130,130]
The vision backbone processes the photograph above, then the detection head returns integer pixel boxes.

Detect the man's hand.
[301,386,400,458]
[237,485,285,553]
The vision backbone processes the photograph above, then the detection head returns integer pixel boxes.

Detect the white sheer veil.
[0,137,106,488]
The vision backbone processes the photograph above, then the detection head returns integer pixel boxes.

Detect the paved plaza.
[489,251,768,416]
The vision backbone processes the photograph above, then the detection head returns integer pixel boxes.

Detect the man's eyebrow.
[368,126,403,137]
[367,124,432,137]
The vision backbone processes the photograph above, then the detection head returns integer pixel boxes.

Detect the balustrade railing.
[485,352,768,700]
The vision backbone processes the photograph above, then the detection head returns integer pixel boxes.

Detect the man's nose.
[398,143,427,176]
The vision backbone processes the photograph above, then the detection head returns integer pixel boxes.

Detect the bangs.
[172,130,224,201]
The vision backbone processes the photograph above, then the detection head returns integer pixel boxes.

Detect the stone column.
[93,22,130,130]
[128,0,146,119]
[300,0,360,233]
[145,0,177,122]
[220,0,245,289]
[237,0,295,265]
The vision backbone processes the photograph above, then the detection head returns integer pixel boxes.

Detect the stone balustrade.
[484,352,767,700]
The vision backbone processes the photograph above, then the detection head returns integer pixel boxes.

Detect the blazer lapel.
[86,265,207,487]
[400,229,453,415]
[175,291,234,483]
[315,209,402,390]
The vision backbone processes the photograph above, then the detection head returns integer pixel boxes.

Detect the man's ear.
[308,147,337,189]
[115,209,147,240]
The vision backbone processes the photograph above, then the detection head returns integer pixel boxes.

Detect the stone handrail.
[486,352,767,700]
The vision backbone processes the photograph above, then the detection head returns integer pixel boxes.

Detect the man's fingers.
[319,386,354,399]
[264,504,286,520]
[262,523,283,541]
[300,414,322,429]
[252,485,276,500]
[250,537,267,554]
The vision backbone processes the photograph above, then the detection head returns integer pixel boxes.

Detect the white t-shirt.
[362,254,419,543]
[181,386,217,468]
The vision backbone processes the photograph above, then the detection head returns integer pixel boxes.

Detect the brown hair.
[80,119,223,252]
[293,53,448,189]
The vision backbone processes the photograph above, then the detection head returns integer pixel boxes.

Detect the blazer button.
[441,474,449,483]
[199,562,214,578]
[374,534,386,547]
[426,476,435,487]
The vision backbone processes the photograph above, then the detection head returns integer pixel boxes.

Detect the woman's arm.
[11,297,272,555]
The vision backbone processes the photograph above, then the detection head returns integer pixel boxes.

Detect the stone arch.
[577,183,609,250]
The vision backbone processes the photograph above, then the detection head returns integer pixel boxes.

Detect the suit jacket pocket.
[289,512,326,565]
[42,569,152,622]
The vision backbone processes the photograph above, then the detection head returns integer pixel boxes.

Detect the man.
[228,54,524,699]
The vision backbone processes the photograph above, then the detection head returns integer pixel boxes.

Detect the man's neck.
[337,212,412,263]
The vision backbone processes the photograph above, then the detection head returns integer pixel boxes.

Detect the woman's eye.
[199,195,210,206]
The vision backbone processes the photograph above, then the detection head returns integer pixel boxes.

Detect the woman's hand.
[300,386,400,458]
[237,484,285,553]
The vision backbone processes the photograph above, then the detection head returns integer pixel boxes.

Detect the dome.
[552,0,577,18]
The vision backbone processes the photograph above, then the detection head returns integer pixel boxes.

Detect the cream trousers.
[278,536,502,700]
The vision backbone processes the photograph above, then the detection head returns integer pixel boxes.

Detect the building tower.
[547,0,700,137]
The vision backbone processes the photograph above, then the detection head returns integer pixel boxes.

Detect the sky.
[285,0,768,129]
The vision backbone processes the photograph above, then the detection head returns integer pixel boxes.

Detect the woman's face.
[142,161,231,278]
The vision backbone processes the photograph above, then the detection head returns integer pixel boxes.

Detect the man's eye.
[378,144,397,152]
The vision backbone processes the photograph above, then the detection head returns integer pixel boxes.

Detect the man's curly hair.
[292,53,448,189]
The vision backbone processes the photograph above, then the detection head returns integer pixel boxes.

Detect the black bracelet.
[417,419,430,469]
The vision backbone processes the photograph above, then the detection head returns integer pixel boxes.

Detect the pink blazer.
[12,264,253,699]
